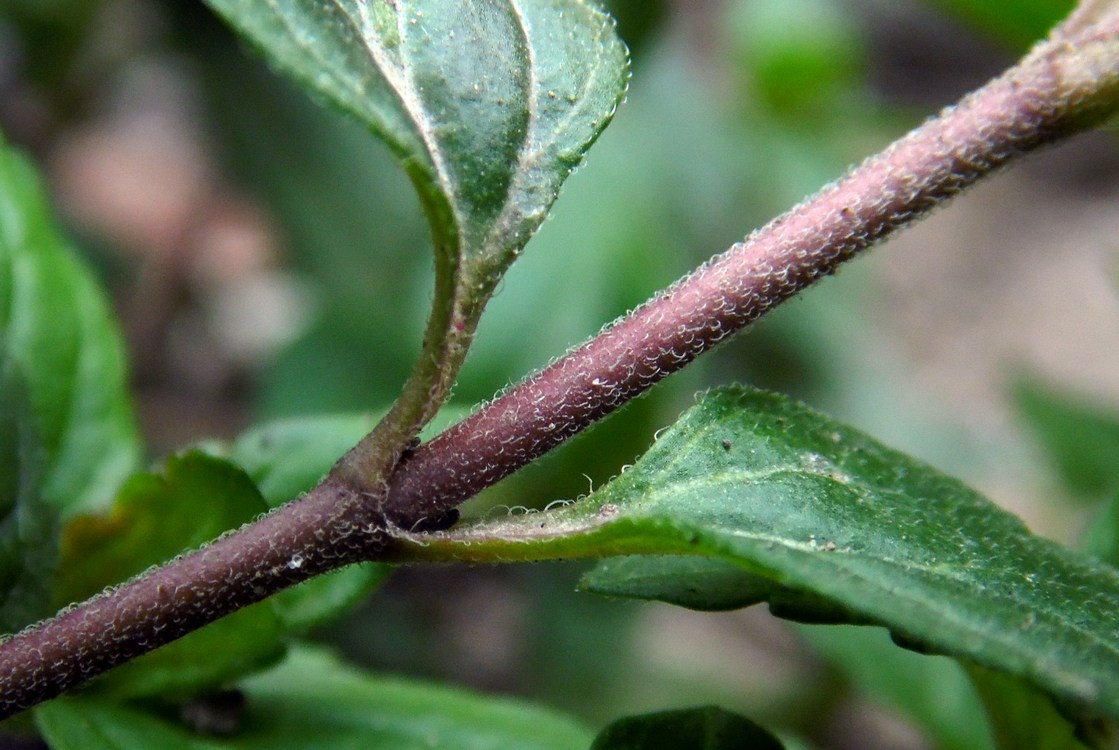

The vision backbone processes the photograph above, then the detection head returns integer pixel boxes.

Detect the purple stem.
[384,20,1119,520]
[1,10,1118,722]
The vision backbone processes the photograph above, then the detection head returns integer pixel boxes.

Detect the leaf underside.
[390,386,1119,723]
[205,0,628,264]
[204,0,630,449]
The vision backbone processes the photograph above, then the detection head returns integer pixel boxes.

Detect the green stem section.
[330,175,473,496]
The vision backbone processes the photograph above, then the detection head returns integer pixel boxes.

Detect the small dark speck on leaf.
[721,439,732,451]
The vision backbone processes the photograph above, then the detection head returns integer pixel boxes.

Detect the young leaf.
[590,706,785,750]
[203,0,627,276]
[0,355,56,633]
[203,0,629,477]
[387,386,1119,723]
[0,135,141,516]
[34,646,595,750]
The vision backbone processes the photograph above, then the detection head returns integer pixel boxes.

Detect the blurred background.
[2,0,1118,747]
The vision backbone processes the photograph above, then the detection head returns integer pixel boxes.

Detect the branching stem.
[383,13,1119,521]
[1,6,1118,721]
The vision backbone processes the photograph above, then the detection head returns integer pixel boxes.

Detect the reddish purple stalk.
[1,9,1118,721]
[384,18,1119,521]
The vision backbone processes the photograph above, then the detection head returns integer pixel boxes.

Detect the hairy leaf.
[590,706,785,750]
[204,0,627,268]
[0,136,140,516]
[389,386,1119,722]
[797,625,995,750]
[0,355,55,633]
[35,646,594,749]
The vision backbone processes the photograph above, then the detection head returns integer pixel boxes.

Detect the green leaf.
[796,625,995,750]
[0,135,141,517]
[228,413,380,506]
[204,0,627,269]
[35,646,595,750]
[966,665,1101,750]
[204,0,629,454]
[1081,488,1119,568]
[0,354,56,633]
[924,0,1072,49]
[55,453,269,606]
[53,452,285,699]
[583,558,998,749]
[268,563,389,635]
[582,555,860,623]
[1013,378,1119,502]
[590,706,785,750]
[389,386,1119,723]
[35,699,225,750]
[91,604,286,704]
[226,406,475,505]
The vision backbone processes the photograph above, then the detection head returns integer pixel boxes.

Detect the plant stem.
[1,7,1118,721]
[0,478,377,718]
[383,14,1119,522]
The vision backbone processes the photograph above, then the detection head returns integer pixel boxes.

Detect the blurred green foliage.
[927,0,1072,48]
[1014,378,1119,503]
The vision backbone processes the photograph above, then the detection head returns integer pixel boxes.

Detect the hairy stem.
[0,478,378,719]
[331,182,467,490]
[382,15,1119,521]
[1,7,1118,721]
